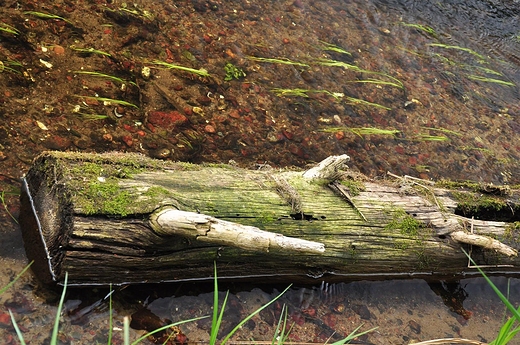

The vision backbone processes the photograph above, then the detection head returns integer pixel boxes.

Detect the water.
[1,0,520,343]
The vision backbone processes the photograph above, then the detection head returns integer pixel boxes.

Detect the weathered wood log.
[19,151,520,286]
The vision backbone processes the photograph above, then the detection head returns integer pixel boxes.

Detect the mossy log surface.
[19,151,520,286]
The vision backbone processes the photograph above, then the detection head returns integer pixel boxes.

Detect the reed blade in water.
[151,60,210,77]
[463,249,520,345]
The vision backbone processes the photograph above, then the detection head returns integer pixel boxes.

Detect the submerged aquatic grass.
[247,56,310,67]
[24,11,73,25]
[466,74,515,86]
[151,60,210,77]
[428,43,486,60]
[420,126,463,137]
[319,40,352,56]
[322,127,400,137]
[74,95,138,108]
[0,22,20,35]
[0,59,23,74]
[272,88,390,109]
[74,71,137,86]
[346,78,403,89]
[314,58,404,89]
[414,134,450,142]
[0,261,32,295]
[401,22,438,38]
[70,46,112,57]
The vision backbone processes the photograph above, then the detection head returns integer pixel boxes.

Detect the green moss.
[386,208,421,237]
[143,186,170,198]
[452,191,509,215]
[435,179,481,191]
[347,244,359,263]
[394,240,410,250]
[414,249,434,270]
[340,179,365,196]
[504,222,520,243]
[80,178,132,216]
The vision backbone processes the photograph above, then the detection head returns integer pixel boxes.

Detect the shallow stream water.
[1,0,520,343]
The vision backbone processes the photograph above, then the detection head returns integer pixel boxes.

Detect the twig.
[328,181,367,222]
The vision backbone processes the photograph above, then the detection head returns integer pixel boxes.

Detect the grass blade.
[0,261,33,295]
[209,261,220,345]
[107,284,113,345]
[331,324,378,345]
[272,304,292,345]
[220,284,292,345]
[9,309,27,345]
[463,249,520,344]
[463,249,520,321]
[131,317,207,345]
[74,95,138,108]
[124,316,130,345]
[152,60,210,77]
[50,272,68,344]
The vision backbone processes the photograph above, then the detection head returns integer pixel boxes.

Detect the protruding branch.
[302,154,350,180]
[149,207,326,254]
[450,231,518,258]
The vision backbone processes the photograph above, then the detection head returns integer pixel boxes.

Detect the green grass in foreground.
[6,256,517,344]
[2,261,375,344]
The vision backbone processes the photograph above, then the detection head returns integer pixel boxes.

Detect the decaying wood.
[18,151,520,286]
[149,208,325,254]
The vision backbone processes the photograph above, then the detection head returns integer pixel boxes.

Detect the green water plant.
[210,262,290,345]
[10,271,67,345]
[414,134,450,142]
[74,71,137,86]
[466,74,515,87]
[247,56,310,67]
[0,261,32,295]
[24,11,73,25]
[152,60,210,77]
[70,46,112,57]
[346,78,403,89]
[272,88,390,109]
[0,22,20,35]
[74,95,139,108]
[224,62,246,81]
[428,43,486,60]
[401,22,438,38]
[314,58,404,89]
[271,88,313,97]
[322,127,400,137]
[319,40,352,56]
[0,190,18,223]
[344,96,392,110]
[420,126,463,137]
[0,59,22,74]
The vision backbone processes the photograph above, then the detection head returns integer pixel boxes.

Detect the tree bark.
[19,151,520,286]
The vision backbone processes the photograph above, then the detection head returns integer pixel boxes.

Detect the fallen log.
[19,151,520,286]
